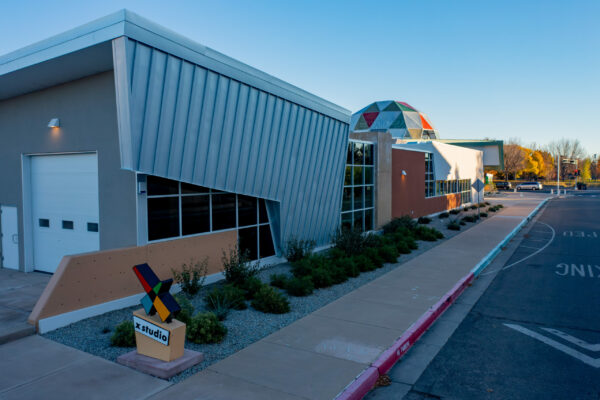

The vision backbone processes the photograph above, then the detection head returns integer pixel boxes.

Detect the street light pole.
[557,155,560,195]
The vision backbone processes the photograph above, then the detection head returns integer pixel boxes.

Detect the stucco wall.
[29,229,237,326]
[0,71,137,270]
[392,148,464,218]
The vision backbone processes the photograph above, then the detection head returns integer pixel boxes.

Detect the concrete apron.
[148,197,548,400]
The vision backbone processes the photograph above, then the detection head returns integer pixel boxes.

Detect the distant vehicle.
[516,182,543,191]
[576,182,587,190]
[495,181,512,190]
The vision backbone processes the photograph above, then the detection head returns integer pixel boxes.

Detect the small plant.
[285,276,315,297]
[174,293,195,325]
[449,209,460,215]
[497,204,504,208]
[383,216,416,234]
[470,205,478,210]
[101,326,111,334]
[480,212,488,218]
[414,226,444,241]
[187,312,227,344]
[332,228,369,256]
[417,216,432,224]
[110,321,135,347]
[172,257,208,296]
[353,254,376,272]
[462,215,475,223]
[484,201,491,206]
[251,286,290,314]
[310,267,335,288]
[284,237,316,262]
[204,285,247,320]
[438,212,450,219]
[488,206,497,212]
[269,273,289,289]
[447,220,461,231]
[378,245,399,263]
[364,247,384,268]
[405,237,418,250]
[240,276,264,300]
[396,240,411,254]
[337,257,360,278]
[478,203,486,207]
[222,246,258,287]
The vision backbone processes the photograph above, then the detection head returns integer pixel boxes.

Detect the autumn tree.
[581,158,592,181]
[503,141,526,180]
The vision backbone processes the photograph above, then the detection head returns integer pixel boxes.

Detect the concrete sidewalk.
[148,195,548,400]
[0,269,49,344]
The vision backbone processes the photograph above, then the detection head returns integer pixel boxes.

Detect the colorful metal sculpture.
[133,263,181,323]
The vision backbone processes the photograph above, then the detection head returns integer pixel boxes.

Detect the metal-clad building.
[0,10,350,273]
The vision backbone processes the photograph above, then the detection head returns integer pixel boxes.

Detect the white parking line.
[519,245,542,250]
[542,328,600,351]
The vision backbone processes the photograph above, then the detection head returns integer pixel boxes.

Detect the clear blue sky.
[2,0,599,155]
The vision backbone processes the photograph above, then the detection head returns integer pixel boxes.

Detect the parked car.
[495,181,512,190]
[516,182,543,191]
[576,182,587,190]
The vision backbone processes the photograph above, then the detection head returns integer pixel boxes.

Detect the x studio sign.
[504,323,600,368]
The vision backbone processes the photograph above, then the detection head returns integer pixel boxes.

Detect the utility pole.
[556,155,560,194]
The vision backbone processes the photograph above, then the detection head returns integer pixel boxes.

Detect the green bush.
[485,201,491,206]
[251,286,290,314]
[285,276,314,297]
[174,293,194,326]
[449,209,460,215]
[462,215,476,223]
[353,254,376,272]
[328,247,347,260]
[222,246,258,287]
[172,258,208,296]
[110,321,135,347]
[497,204,504,208]
[332,228,370,256]
[204,285,247,320]
[417,216,431,224]
[328,262,349,284]
[480,212,488,217]
[310,267,335,288]
[383,216,416,234]
[438,212,450,219]
[414,226,443,241]
[364,247,384,268]
[284,237,315,262]
[337,257,360,278]
[378,245,399,263]
[478,203,486,207]
[187,312,227,344]
[239,276,264,300]
[447,220,461,231]
[488,206,498,212]
[405,237,418,250]
[470,205,478,210]
[396,240,411,254]
[269,273,289,289]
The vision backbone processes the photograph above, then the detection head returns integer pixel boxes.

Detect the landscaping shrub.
[438,212,450,219]
[222,246,258,287]
[414,226,443,241]
[484,201,491,206]
[110,321,135,347]
[396,240,411,254]
[332,228,369,256]
[204,285,247,320]
[187,312,227,344]
[417,216,431,224]
[497,204,504,208]
[488,206,498,212]
[447,220,461,231]
[478,203,486,207]
[174,293,194,326]
[328,247,347,260]
[480,212,488,218]
[449,209,460,215]
[251,286,290,314]
[328,263,349,284]
[364,247,384,268]
[172,258,208,296]
[405,237,418,250]
[291,256,313,278]
[383,216,416,234]
[310,267,335,288]
[337,257,360,278]
[285,276,315,297]
[353,254,377,272]
[239,276,264,300]
[378,245,399,263]
[462,215,475,223]
[269,273,289,289]
[470,205,478,210]
[284,237,315,263]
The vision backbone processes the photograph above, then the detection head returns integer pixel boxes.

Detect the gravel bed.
[43,207,495,383]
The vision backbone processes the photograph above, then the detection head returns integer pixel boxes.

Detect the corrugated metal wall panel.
[116,39,349,247]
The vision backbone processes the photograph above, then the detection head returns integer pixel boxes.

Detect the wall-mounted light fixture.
[48,118,60,128]
[402,170,407,176]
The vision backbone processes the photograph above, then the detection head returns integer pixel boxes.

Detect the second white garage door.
[31,153,100,273]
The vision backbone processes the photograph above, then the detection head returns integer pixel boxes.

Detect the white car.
[516,182,543,191]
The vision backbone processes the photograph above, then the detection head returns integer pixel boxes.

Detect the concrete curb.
[471,197,550,277]
[335,197,551,400]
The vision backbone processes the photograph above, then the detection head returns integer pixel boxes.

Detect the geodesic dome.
[350,100,438,139]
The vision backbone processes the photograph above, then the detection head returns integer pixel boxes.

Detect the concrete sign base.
[117,349,204,380]
[133,308,185,362]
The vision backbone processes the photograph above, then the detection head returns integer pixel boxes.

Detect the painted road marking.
[541,328,600,351]
[562,231,598,238]
[555,263,600,278]
[519,245,542,250]
[504,323,600,368]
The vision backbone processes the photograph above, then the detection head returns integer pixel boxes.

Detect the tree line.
[489,138,598,182]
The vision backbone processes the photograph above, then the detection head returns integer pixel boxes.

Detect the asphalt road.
[402,195,600,399]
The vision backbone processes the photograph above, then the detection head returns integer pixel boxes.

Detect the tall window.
[146,176,275,260]
[425,152,435,197]
[341,141,375,231]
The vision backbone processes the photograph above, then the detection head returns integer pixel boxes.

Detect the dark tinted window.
[353,167,363,186]
[182,196,210,235]
[259,199,269,224]
[39,218,49,228]
[148,197,179,240]
[181,182,209,194]
[238,195,257,227]
[212,193,236,231]
[364,144,374,165]
[344,166,352,186]
[365,186,374,208]
[342,188,352,211]
[147,176,178,196]
[62,220,74,230]
[353,210,364,231]
[364,167,373,185]
[354,187,363,209]
[353,142,364,165]
[346,142,353,164]
[239,226,258,260]
[341,212,352,231]
[364,209,374,231]
[87,222,99,232]
[259,225,275,258]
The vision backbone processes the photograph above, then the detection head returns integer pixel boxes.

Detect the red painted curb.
[335,366,379,400]
[337,271,475,399]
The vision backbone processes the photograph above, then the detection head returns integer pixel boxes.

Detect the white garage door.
[31,154,99,273]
